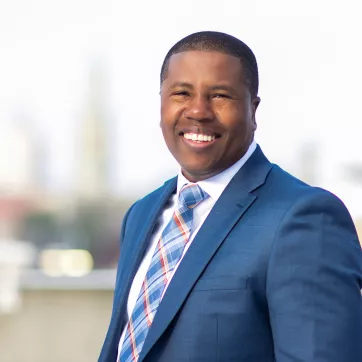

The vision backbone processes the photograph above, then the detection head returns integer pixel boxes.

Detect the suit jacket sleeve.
[267,189,362,362]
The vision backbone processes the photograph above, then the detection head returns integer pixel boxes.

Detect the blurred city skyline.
[1,0,362,215]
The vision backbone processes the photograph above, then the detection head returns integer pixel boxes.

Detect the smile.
[180,132,219,149]
[183,133,216,142]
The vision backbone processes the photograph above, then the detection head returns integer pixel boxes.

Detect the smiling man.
[160,50,259,182]
[99,31,362,362]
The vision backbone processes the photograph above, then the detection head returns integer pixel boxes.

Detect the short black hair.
[160,31,259,98]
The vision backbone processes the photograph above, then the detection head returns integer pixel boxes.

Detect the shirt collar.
[177,140,257,201]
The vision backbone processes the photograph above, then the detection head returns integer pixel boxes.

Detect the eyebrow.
[209,85,236,93]
[168,82,194,89]
[168,83,236,93]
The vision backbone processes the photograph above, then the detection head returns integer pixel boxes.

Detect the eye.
[212,93,231,99]
[172,91,190,97]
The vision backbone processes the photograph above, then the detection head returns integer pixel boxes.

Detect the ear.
[159,88,163,127]
[251,96,261,130]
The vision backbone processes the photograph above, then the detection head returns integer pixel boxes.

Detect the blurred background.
[1,0,362,361]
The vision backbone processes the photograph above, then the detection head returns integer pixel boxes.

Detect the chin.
[181,166,215,182]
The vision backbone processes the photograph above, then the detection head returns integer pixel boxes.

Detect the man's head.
[160,31,260,182]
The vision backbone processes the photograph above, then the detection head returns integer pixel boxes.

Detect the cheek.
[160,112,173,135]
[161,109,186,142]
[160,109,179,149]
[161,108,178,129]
[215,102,242,121]
[161,98,184,117]
[220,118,253,147]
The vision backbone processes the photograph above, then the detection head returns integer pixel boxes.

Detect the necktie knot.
[178,183,209,210]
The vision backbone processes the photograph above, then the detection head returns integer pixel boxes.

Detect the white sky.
[1,0,362,217]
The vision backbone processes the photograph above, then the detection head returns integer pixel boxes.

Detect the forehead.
[165,51,244,84]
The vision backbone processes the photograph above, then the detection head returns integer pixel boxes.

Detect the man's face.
[160,51,260,182]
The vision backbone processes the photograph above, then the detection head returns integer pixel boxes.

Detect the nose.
[184,95,214,122]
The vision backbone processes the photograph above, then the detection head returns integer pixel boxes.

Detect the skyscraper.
[76,62,109,199]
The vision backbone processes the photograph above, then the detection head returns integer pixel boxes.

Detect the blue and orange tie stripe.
[118,183,209,362]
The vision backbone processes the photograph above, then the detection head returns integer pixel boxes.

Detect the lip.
[180,134,219,149]
[178,127,221,138]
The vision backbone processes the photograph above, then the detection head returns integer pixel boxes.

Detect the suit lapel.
[139,146,273,362]
[118,177,178,306]
[105,177,177,361]
[121,177,177,297]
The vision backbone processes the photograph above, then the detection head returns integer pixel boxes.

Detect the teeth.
[183,133,216,142]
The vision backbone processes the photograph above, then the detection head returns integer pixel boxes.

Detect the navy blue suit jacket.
[99,146,362,362]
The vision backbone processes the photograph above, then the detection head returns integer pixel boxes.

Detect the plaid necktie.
[119,183,209,362]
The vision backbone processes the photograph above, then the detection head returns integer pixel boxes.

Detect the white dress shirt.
[117,141,257,360]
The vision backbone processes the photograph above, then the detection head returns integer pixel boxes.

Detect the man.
[99,31,362,362]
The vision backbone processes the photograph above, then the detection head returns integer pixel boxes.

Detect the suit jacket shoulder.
[129,176,177,216]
